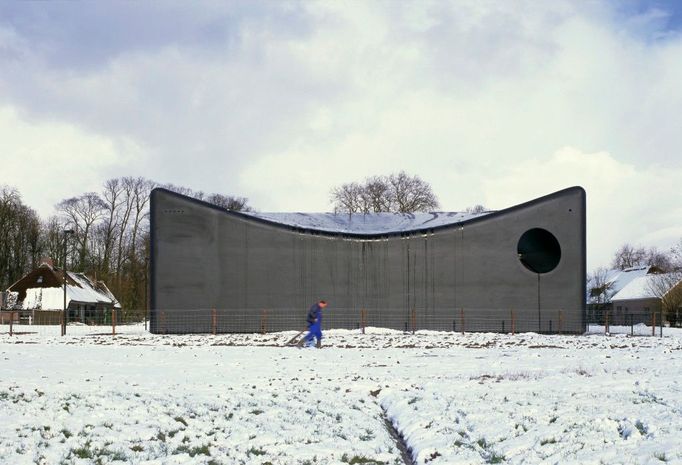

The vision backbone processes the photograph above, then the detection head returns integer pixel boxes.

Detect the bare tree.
[465,204,488,214]
[205,193,252,211]
[330,171,439,214]
[56,192,106,271]
[40,216,66,267]
[330,182,365,214]
[611,244,647,270]
[644,246,674,272]
[671,238,682,270]
[587,266,613,306]
[387,171,439,213]
[647,272,682,327]
[162,183,252,212]
[361,176,391,213]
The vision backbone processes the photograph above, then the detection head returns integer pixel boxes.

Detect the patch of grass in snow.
[654,452,669,462]
[359,428,375,441]
[487,452,505,464]
[174,416,188,427]
[247,446,266,456]
[175,444,211,457]
[635,420,648,436]
[540,438,557,446]
[341,453,386,464]
[250,408,264,415]
[72,444,93,459]
[130,444,144,452]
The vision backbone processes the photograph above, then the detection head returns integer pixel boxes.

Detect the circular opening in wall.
[517,228,561,274]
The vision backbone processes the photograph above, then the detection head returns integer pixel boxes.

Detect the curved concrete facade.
[150,187,586,334]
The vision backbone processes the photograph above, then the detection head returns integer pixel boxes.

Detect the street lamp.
[62,229,75,336]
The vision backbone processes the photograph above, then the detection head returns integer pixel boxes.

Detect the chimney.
[40,257,54,269]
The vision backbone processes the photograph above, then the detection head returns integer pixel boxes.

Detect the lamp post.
[62,229,75,336]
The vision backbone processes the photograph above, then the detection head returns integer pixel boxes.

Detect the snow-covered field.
[1,327,681,465]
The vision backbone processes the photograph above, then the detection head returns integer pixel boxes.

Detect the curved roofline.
[151,186,585,239]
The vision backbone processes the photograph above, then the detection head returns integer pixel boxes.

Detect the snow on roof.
[587,266,652,304]
[22,271,120,311]
[612,273,682,302]
[239,211,491,235]
[611,275,658,301]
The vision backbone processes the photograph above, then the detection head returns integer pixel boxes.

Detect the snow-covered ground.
[1,327,681,465]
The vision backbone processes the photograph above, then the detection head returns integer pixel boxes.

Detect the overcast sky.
[1,0,681,269]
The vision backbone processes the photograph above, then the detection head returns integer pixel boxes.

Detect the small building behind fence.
[3,260,121,325]
[611,273,682,326]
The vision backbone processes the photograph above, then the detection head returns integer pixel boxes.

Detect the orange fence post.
[411,308,416,334]
[212,309,217,335]
[112,309,116,336]
[460,308,465,335]
[260,310,268,334]
[9,312,13,337]
[605,310,609,335]
[652,312,656,337]
[559,310,564,334]
[161,310,167,334]
[511,310,515,335]
[361,309,366,334]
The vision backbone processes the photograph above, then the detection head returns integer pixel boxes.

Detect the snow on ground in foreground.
[1,329,682,465]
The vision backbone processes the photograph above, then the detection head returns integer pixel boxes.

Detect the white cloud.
[0,1,681,268]
[0,106,141,216]
[482,147,682,268]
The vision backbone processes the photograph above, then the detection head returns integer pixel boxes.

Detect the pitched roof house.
[611,273,682,326]
[586,265,657,307]
[6,261,120,323]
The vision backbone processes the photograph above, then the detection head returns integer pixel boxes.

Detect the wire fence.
[0,307,669,338]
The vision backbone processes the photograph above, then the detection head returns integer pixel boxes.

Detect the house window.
[616,306,622,311]
[37,276,43,284]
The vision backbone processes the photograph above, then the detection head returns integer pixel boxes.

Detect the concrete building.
[150,186,586,334]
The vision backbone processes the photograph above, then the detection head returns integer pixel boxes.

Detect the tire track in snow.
[371,388,416,465]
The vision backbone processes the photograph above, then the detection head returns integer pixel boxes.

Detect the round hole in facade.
[517,228,561,274]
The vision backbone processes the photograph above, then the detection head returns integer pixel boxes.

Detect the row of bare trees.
[330,171,440,214]
[0,180,251,313]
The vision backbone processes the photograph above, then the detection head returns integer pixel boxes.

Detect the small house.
[5,261,121,325]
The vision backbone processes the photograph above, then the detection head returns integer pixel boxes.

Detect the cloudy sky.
[1,0,681,269]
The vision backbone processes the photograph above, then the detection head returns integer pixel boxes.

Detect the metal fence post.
[411,308,416,334]
[112,308,116,336]
[9,312,13,337]
[212,308,217,335]
[511,310,515,336]
[460,308,464,335]
[361,309,366,335]
[660,311,663,338]
[161,310,166,334]
[630,313,634,336]
[605,310,609,335]
[559,310,564,334]
[652,311,656,337]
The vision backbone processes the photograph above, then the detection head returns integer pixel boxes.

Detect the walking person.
[299,300,328,348]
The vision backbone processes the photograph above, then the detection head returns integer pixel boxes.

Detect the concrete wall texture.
[150,187,586,334]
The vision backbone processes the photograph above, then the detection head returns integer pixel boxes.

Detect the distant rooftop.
[240,211,493,235]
